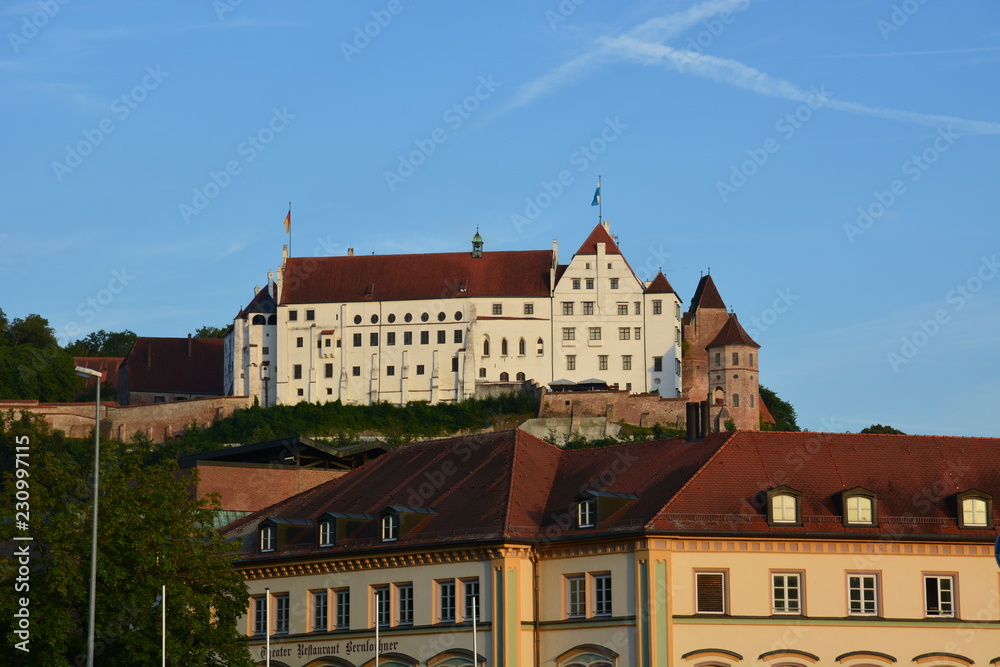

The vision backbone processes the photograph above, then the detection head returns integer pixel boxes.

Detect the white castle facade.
[225,222,683,407]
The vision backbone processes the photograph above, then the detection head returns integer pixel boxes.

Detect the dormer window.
[381,514,399,542]
[578,498,596,528]
[260,525,276,552]
[842,487,877,526]
[318,520,334,547]
[957,490,992,529]
[765,486,802,526]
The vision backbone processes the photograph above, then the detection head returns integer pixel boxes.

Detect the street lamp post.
[74,365,102,667]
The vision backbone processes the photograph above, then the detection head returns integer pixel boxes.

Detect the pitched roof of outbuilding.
[280,250,553,304]
[645,271,677,295]
[705,314,760,349]
[689,274,726,311]
[119,337,224,394]
[223,429,1000,564]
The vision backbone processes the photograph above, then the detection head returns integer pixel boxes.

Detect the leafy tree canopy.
[65,329,138,358]
[759,385,800,432]
[194,325,228,339]
[0,310,79,402]
[860,423,905,435]
[0,411,253,666]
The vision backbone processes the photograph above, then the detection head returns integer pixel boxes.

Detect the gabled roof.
[645,271,676,295]
[705,314,760,349]
[574,223,622,255]
[280,250,553,304]
[177,434,386,470]
[689,274,726,311]
[119,337,224,394]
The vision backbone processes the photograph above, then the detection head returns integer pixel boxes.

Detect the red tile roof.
[705,314,760,349]
[645,271,676,295]
[689,274,726,311]
[574,223,622,255]
[73,357,123,388]
[223,429,1000,564]
[280,251,553,304]
[120,337,224,394]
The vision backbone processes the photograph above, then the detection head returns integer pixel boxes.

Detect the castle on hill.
[225,222,764,430]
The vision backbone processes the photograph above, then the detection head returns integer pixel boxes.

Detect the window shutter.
[696,573,725,613]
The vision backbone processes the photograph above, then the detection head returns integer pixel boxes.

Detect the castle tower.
[706,314,761,431]
[681,274,730,402]
[471,229,483,258]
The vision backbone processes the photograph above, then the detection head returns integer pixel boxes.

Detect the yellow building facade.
[226,430,1000,666]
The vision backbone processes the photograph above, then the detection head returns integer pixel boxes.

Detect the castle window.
[455,311,463,321]
[567,355,576,371]
[524,303,534,315]
[252,314,266,325]
[324,363,333,378]
[263,346,270,354]
[386,366,394,376]
[653,300,662,315]
[492,304,502,315]
[634,302,641,315]
[732,394,740,407]
[293,365,302,380]
[562,302,574,315]
[619,327,630,341]
[519,338,526,355]
[732,352,739,365]
[483,338,490,356]
[957,490,991,528]
[617,303,628,316]
[714,352,721,365]
[353,333,362,347]
[562,327,576,341]
[416,365,424,375]
[288,310,298,321]
[537,338,544,355]
[371,314,379,324]
[583,302,594,315]
[749,353,754,366]
[586,278,594,289]
[452,357,459,372]
[352,366,361,376]
[634,327,641,340]
[387,332,395,346]
[516,372,525,381]
[766,487,802,525]
[572,278,581,289]
[354,315,362,324]
[653,357,663,372]
[296,337,303,348]
[610,278,619,289]
[599,355,608,371]
[501,338,508,356]
[437,330,446,344]
[420,331,429,345]
[438,311,446,321]
[388,313,396,323]
[405,313,413,322]
[370,332,378,346]
[500,372,509,381]
[622,355,632,370]
[404,331,412,345]
[589,327,602,341]
[454,329,463,343]
[479,367,486,378]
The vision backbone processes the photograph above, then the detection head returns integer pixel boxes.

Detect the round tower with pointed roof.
[471,229,483,258]
[706,313,761,431]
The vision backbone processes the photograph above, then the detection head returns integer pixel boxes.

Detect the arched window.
[381,514,399,542]
[482,337,490,357]
[537,337,544,355]
[765,486,802,525]
[267,314,277,325]
[519,338,526,355]
[252,314,266,325]
[516,372,525,381]
[501,338,508,356]
[713,387,725,405]
[500,372,509,381]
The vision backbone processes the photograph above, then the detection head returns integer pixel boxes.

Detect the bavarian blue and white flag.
[591,182,601,206]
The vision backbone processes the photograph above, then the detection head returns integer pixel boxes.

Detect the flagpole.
[288,202,292,258]
[598,175,602,225]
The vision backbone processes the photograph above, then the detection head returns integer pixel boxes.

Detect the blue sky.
[3,1,998,436]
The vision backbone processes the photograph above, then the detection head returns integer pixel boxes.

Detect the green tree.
[0,412,253,666]
[759,385,800,432]
[65,330,138,358]
[0,311,80,402]
[194,325,228,339]
[860,423,905,435]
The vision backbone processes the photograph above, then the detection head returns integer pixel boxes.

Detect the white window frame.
[318,520,333,547]
[578,498,596,528]
[260,525,276,552]
[252,595,267,635]
[924,574,956,617]
[275,593,290,634]
[846,495,873,525]
[374,586,390,628]
[397,583,413,625]
[463,578,481,622]
[381,514,399,542]
[847,573,879,616]
[335,588,350,629]
[567,575,587,618]
[771,494,797,524]
[312,589,329,632]
[771,572,802,615]
[439,580,457,622]
[962,497,988,527]
[593,573,612,617]
[583,301,595,315]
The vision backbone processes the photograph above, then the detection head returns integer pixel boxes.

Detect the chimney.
[267,270,275,296]
[253,285,260,295]
[282,245,289,262]
[187,333,192,359]
[602,220,610,231]
[347,248,354,257]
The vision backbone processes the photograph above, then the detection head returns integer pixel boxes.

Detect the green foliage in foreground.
[546,422,686,450]
[153,392,539,462]
[0,411,253,667]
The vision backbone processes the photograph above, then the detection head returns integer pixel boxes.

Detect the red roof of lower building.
[120,337,224,395]
[73,357,124,387]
